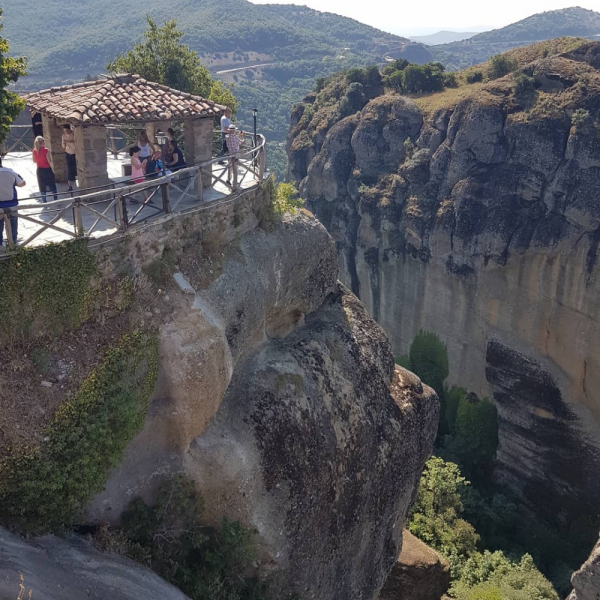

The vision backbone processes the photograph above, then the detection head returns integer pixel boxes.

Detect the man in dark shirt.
[31,110,43,139]
[0,157,26,247]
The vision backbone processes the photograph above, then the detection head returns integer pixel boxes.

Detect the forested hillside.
[4,0,425,179]
[431,7,600,70]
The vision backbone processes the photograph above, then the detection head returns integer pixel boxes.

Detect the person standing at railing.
[129,146,145,184]
[218,108,232,165]
[31,110,43,141]
[0,157,26,248]
[62,125,77,192]
[225,124,245,190]
[137,130,156,166]
[32,136,58,203]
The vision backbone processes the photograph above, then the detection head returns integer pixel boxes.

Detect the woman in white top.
[137,130,156,161]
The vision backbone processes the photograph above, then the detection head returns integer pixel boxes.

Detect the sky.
[250,0,600,36]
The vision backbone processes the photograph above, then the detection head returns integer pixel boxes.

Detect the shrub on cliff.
[97,474,266,600]
[402,330,449,399]
[466,70,484,84]
[487,54,518,80]
[0,332,159,533]
[445,392,499,480]
[402,63,445,94]
[410,458,559,600]
[409,457,479,566]
[0,240,97,345]
[513,73,537,107]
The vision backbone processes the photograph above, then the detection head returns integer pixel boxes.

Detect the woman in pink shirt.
[32,136,58,202]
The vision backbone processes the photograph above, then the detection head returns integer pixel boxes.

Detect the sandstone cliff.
[88,212,438,599]
[0,185,438,599]
[0,527,190,600]
[288,41,600,531]
[568,536,600,600]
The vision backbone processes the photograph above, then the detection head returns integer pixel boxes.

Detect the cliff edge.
[288,41,600,531]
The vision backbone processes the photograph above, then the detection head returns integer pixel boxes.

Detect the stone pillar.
[41,115,67,182]
[184,118,214,188]
[146,121,170,145]
[74,125,109,191]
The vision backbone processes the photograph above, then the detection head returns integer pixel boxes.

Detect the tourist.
[165,128,176,164]
[62,124,77,192]
[31,110,43,140]
[225,124,245,188]
[219,107,232,164]
[137,130,156,165]
[129,146,145,184]
[0,157,26,248]
[32,136,58,203]
[167,139,186,171]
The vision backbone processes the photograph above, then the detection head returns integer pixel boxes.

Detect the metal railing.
[5,125,34,154]
[0,134,266,251]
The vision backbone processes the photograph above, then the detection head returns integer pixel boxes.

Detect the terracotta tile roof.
[24,74,226,124]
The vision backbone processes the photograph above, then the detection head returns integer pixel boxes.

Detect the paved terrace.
[1,141,266,250]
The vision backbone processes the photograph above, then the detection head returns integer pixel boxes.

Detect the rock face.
[0,527,189,600]
[486,340,600,525]
[568,537,600,600]
[288,42,600,529]
[86,213,439,599]
[379,531,450,600]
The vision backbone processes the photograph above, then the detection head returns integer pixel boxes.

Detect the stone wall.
[92,180,271,276]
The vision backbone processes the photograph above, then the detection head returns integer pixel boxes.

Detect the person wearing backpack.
[0,156,26,247]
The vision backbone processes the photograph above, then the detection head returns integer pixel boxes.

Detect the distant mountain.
[410,31,479,45]
[3,0,431,180]
[3,0,412,87]
[431,6,600,70]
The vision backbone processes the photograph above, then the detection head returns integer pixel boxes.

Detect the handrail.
[5,128,266,205]
[0,132,267,251]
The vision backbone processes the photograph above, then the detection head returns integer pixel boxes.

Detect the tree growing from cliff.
[401,330,449,400]
[486,54,518,80]
[107,16,237,111]
[410,458,560,600]
[0,9,27,145]
[445,392,499,480]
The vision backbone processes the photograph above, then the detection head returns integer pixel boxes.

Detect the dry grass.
[412,83,496,116]
[0,312,135,453]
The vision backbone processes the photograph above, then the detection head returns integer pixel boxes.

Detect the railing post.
[74,198,84,237]
[118,193,128,231]
[232,157,238,191]
[161,181,170,213]
[196,167,203,203]
[2,209,15,250]
[258,147,266,181]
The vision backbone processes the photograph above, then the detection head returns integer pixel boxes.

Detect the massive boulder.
[379,531,450,600]
[288,42,600,532]
[568,537,600,600]
[86,213,439,599]
[0,527,189,600]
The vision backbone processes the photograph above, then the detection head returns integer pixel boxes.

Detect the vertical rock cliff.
[288,41,600,531]
[84,212,439,599]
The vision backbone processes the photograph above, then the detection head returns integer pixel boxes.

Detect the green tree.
[402,63,445,94]
[208,80,238,114]
[0,9,27,145]
[406,330,449,397]
[107,16,215,100]
[409,457,479,562]
[447,393,499,479]
[487,54,518,80]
